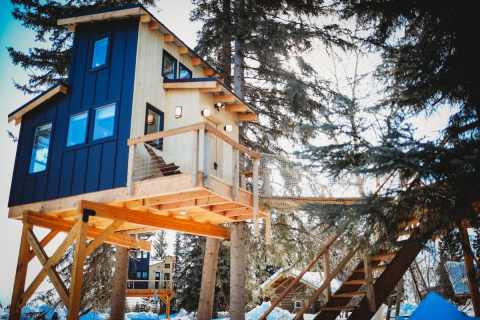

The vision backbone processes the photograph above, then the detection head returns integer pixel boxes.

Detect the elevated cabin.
[7,5,264,238]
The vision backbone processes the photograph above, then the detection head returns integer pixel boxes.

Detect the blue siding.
[8,19,139,206]
[128,251,150,289]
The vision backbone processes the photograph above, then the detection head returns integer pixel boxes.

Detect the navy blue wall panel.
[8,19,139,206]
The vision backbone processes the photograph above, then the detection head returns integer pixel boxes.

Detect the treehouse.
[6,5,263,319]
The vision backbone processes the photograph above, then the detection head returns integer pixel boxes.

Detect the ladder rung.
[332,291,366,298]
[343,279,367,285]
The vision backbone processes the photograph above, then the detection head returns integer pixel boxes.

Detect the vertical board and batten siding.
[8,19,139,206]
[130,22,239,183]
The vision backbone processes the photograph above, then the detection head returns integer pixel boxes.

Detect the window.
[136,271,142,279]
[91,36,109,69]
[136,251,142,259]
[66,112,88,147]
[93,103,116,141]
[155,272,161,280]
[142,272,148,279]
[294,301,303,309]
[164,263,170,269]
[29,123,52,174]
[145,104,164,149]
[178,63,192,79]
[162,50,177,80]
[164,273,170,281]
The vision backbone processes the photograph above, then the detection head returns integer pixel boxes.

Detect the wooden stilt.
[166,295,171,320]
[230,222,246,320]
[110,246,129,320]
[67,213,88,320]
[198,237,221,320]
[9,221,31,320]
[458,223,480,316]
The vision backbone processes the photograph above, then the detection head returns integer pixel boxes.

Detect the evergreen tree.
[191,0,349,152]
[152,231,167,260]
[173,233,205,312]
[8,0,153,94]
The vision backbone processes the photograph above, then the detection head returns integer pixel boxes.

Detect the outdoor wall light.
[201,108,212,117]
[224,124,233,132]
[175,106,183,118]
[214,102,225,111]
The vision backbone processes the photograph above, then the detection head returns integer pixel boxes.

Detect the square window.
[136,271,142,279]
[92,36,109,69]
[93,103,116,141]
[66,112,88,147]
[164,263,170,269]
[178,63,192,79]
[162,50,177,80]
[142,272,148,279]
[136,251,142,259]
[29,123,52,174]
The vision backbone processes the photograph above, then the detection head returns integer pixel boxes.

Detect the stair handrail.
[258,229,344,320]
[294,244,361,320]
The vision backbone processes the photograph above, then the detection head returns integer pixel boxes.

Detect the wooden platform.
[126,288,174,298]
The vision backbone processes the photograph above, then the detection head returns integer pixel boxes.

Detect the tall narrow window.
[145,104,164,149]
[66,112,88,147]
[93,103,116,141]
[162,50,177,80]
[29,123,52,174]
[178,63,192,79]
[91,36,109,69]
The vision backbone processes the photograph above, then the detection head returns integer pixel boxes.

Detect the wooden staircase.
[144,144,181,177]
[259,227,424,320]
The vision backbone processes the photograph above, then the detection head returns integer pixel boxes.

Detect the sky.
[0,0,452,307]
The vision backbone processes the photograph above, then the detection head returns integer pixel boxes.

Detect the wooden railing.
[126,122,260,214]
[126,279,174,290]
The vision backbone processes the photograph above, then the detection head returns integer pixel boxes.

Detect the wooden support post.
[110,246,129,320]
[166,296,171,320]
[9,221,31,320]
[198,238,221,320]
[252,159,259,235]
[67,214,88,320]
[364,252,376,312]
[198,127,207,185]
[232,148,239,201]
[230,222,246,320]
[458,223,480,316]
[323,249,331,301]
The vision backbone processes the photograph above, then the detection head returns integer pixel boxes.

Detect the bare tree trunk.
[198,238,221,320]
[110,246,129,320]
[394,277,404,318]
[458,224,480,316]
[230,223,246,320]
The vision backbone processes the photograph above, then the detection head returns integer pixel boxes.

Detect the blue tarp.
[410,292,479,320]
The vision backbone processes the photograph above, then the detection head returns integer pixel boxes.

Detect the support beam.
[110,246,129,320]
[364,252,376,312]
[26,229,59,262]
[226,104,248,113]
[9,222,31,320]
[67,218,88,320]
[80,200,230,239]
[24,211,149,251]
[164,34,175,43]
[230,222,246,320]
[238,113,258,122]
[179,47,189,55]
[191,57,202,66]
[198,238,221,320]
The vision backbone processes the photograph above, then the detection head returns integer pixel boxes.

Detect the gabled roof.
[8,84,68,125]
[57,5,221,83]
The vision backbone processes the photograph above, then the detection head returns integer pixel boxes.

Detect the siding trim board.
[8,19,139,207]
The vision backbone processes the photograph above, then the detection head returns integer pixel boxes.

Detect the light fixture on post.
[201,108,211,117]
[175,106,183,119]
[214,102,225,111]
[224,124,233,132]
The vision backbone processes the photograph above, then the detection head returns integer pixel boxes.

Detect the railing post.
[323,249,331,301]
[198,127,208,186]
[232,148,239,201]
[252,158,259,235]
[364,251,376,312]
[192,130,199,186]
[127,144,136,195]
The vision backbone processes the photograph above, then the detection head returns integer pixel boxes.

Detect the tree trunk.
[458,224,480,316]
[198,238,221,320]
[394,277,404,318]
[110,246,129,320]
[436,252,456,300]
[230,223,246,320]
[220,0,232,87]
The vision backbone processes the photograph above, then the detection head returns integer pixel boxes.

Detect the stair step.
[332,291,366,298]
[355,265,386,273]
[321,306,355,312]
[371,252,396,261]
[160,165,180,173]
[343,279,367,285]
[162,170,181,176]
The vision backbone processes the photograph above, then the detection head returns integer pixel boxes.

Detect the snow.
[260,268,341,293]
[245,302,293,320]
